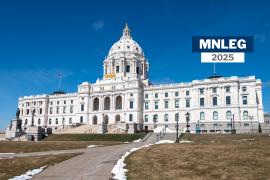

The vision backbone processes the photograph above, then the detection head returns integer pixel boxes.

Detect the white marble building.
[17,24,264,134]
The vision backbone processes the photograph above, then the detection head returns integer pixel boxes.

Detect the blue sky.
[0,0,269,129]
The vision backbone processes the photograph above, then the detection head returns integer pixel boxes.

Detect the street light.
[231,114,236,134]
[175,113,179,143]
[249,115,254,134]
[185,111,190,133]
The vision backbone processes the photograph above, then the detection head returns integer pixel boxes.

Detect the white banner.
[201,52,245,63]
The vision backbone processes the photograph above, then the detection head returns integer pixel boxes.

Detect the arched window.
[93,115,97,124]
[116,96,122,110]
[226,110,232,120]
[93,98,99,111]
[104,115,109,124]
[49,118,51,125]
[164,114,169,122]
[69,118,72,124]
[81,104,84,112]
[80,116,83,123]
[213,111,218,120]
[129,114,133,121]
[144,115,148,122]
[115,114,120,122]
[104,97,110,110]
[55,118,58,125]
[38,118,41,125]
[243,111,248,120]
[200,112,205,120]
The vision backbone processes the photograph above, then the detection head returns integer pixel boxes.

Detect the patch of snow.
[153,126,164,133]
[179,140,193,143]
[165,128,176,133]
[123,142,130,144]
[132,138,141,143]
[155,140,175,144]
[10,166,47,180]
[111,144,152,180]
[87,145,103,148]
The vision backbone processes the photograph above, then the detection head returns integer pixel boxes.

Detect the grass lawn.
[0,141,121,153]
[0,153,80,180]
[126,134,270,180]
[43,133,146,142]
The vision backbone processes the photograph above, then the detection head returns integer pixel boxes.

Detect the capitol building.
[17,24,264,134]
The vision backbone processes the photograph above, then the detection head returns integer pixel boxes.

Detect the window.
[144,115,148,122]
[69,118,72,124]
[63,107,66,114]
[164,100,169,109]
[80,116,83,123]
[104,97,110,110]
[39,101,42,106]
[145,102,149,110]
[213,97,217,106]
[71,100,73,104]
[136,67,139,74]
[164,114,168,122]
[25,119,28,125]
[55,118,58,124]
[38,118,41,125]
[243,111,248,120]
[226,96,231,105]
[49,119,51,125]
[154,101,159,109]
[242,86,247,92]
[62,118,65,125]
[175,100,179,108]
[70,106,73,114]
[153,114,158,122]
[212,87,217,93]
[145,94,148,99]
[200,112,205,120]
[154,93,158,98]
[27,109,30,115]
[116,66,120,73]
[49,108,53,114]
[226,110,232,120]
[50,101,53,105]
[57,101,59,105]
[93,98,99,111]
[186,100,190,108]
[225,86,230,92]
[175,92,179,97]
[56,107,59,114]
[213,111,218,120]
[126,65,130,73]
[200,98,204,106]
[199,88,204,94]
[115,96,122,110]
[244,123,249,127]
[81,104,84,111]
[129,114,133,121]
[242,96,248,105]
[165,92,168,98]
[129,101,134,109]
[227,123,232,128]
[39,108,42,114]
[186,90,190,96]
[64,100,66,105]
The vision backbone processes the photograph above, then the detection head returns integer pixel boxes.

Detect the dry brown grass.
[0,141,122,153]
[0,153,80,180]
[126,134,270,180]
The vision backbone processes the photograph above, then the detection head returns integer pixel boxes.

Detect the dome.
[108,24,144,57]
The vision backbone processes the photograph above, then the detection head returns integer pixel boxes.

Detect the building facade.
[17,25,264,133]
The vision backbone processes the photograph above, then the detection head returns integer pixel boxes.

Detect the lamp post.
[175,113,179,143]
[185,111,190,133]
[153,115,157,129]
[249,115,254,134]
[196,120,200,134]
[231,114,236,134]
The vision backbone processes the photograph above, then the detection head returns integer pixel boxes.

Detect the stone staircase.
[54,124,99,134]
[107,123,127,134]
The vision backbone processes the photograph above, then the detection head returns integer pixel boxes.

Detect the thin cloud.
[92,20,104,30]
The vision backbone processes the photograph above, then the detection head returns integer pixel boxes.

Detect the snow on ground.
[165,128,176,133]
[112,138,179,179]
[87,145,103,148]
[123,142,130,144]
[155,140,175,144]
[179,140,193,143]
[153,126,165,133]
[111,144,153,180]
[0,153,15,155]
[10,166,47,180]
[132,138,141,143]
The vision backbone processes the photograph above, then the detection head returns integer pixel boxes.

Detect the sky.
[0,0,269,129]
